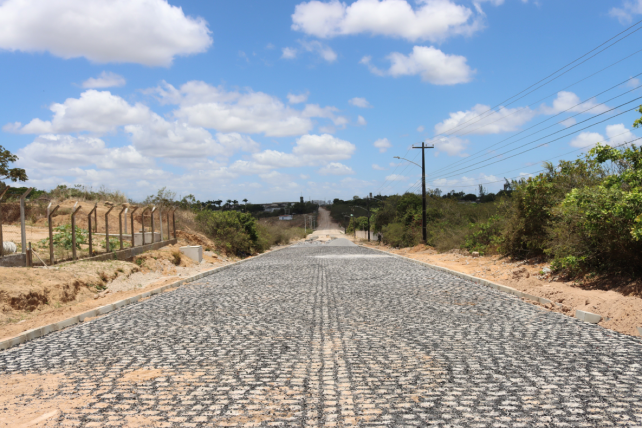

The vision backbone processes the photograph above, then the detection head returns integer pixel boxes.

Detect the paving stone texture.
[1,245,642,427]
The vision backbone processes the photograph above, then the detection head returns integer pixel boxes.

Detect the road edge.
[0,245,291,352]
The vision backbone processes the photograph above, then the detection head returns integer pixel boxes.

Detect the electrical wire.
[433,105,641,181]
[433,19,642,139]
[430,82,642,178]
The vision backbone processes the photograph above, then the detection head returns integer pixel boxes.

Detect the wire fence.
[0,186,178,267]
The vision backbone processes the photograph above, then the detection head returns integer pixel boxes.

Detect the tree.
[243,198,248,212]
[0,145,28,183]
[215,200,222,209]
[226,199,232,209]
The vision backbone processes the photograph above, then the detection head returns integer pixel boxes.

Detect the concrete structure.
[278,215,292,221]
[133,232,161,246]
[180,245,203,263]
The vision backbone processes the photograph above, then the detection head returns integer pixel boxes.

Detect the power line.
[433,135,642,189]
[431,81,642,178]
[433,104,641,181]
[433,19,642,139]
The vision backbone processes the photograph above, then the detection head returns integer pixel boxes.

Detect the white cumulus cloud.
[372,164,386,170]
[434,103,537,136]
[349,97,372,108]
[385,174,407,181]
[287,92,309,104]
[541,91,610,115]
[609,0,642,24]
[373,138,392,153]
[318,162,355,175]
[82,71,126,89]
[291,0,482,42]
[0,0,212,66]
[4,90,151,134]
[154,81,342,137]
[361,46,474,85]
[569,123,637,150]
[252,134,356,168]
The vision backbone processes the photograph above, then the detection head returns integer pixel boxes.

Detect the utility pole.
[412,142,434,244]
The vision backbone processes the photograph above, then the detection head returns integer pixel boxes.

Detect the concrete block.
[576,309,602,324]
[24,328,42,341]
[133,232,161,246]
[41,324,57,335]
[637,326,642,336]
[113,300,127,309]
[78,310,98,321]
[180,246,203,263]
[127,296,140,304]
[140,292,151,299]
[56,316,79,330]
[522,293,540,302]
[97,305,113,315]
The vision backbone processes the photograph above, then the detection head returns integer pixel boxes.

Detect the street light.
[393,142,434,243]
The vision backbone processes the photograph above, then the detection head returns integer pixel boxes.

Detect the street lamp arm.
[393,156,421,169]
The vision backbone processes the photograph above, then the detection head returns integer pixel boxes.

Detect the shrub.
[196,210,269,256]
[171,251,182,266]
[382,222,421,248]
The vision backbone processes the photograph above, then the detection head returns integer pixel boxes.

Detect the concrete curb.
[0,245,290,352]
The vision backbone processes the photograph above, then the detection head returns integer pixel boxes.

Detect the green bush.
[196,210,269,256]
[39,224,88,250]
[382,222,421,248]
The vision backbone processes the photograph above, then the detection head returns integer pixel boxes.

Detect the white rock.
[2,241,17,254]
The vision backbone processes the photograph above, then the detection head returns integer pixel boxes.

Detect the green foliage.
[346,216,369,233]
[0,145,28,182]
[196,210,269,256]
[39,224,88,250]
[464,215,505,254]
[381,222,421,248]
[100,237,129,250]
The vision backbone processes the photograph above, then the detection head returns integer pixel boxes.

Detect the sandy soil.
[359,242,642,337]
[0,237,235,341]
[0,368,204,427]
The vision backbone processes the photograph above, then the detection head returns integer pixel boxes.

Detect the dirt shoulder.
[359,242,642,337]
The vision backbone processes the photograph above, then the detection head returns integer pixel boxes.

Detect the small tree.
[0,145,28,183]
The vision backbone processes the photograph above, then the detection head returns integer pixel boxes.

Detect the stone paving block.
[0,244,641,427]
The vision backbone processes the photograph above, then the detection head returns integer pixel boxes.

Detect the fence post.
[150,206,156,244]
[118,206,127,250]
[104,206,115,253]
[130,207,139,248]
[87,204,97,256]
[48,205,59,265]
[71,204,82,260]
[94,204,98,233]
[27,242,32,267]
[140,207,150,246]
[166,209,171,241]
[20,188,33,254]
[159,206,163,242]
[172,209,177,239]
[0,186,9,258]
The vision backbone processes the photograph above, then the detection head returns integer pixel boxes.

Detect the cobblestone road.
[1,245,642,427]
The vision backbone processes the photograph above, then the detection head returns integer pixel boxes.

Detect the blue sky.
[1,0,641,203]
